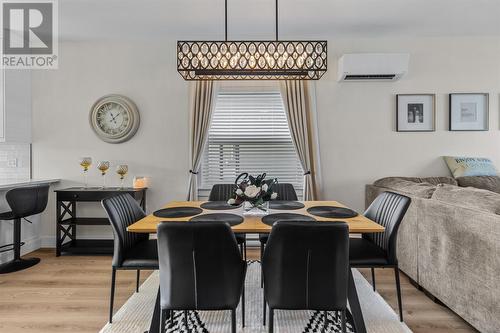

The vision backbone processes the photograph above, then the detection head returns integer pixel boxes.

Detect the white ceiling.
[59,0,500,41]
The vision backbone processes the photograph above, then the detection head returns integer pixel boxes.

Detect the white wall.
[31,37,500,245]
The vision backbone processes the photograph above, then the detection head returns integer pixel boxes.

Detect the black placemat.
[200,201,241,210]
[307,206,358,219]
[190,213,244,226]
[153,207,203,218]
[262,213,316,226]
[269,201,305,210]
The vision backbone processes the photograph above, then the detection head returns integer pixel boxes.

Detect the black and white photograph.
[407,103,424,123]
[449,93,489,131]
[397,94,436,132]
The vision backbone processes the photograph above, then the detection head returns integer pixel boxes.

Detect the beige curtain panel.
[280,80,321,200]
[187,81,217,201]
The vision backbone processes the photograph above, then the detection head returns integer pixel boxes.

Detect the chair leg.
[260,242,264,288]
[263,292,266,325]
[268,308,274,333]
[241,281,245,327]
[323,311,327,333]
[243,239,247,261]
[184,310,190,332]
[395,267,404,322]
[371,267,376,291]
[136,270,140,292]
[341,310,346,333]
[109,268,116,323]
[160,309,167,333]
[231,309,236,333]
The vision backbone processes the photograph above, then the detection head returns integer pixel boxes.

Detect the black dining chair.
[262,221,350,333]
[0,185,49,274]
[208,184,247,260]
[349,191,411,322]
[259,183,299,284]
[102,193,159,324]
[157,222,247,333]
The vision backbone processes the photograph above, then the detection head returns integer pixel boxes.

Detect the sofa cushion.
[419,177,458,186]
[456,176,500,194]
[432,184,500,214]
[444,156,498,178]
[373,178,437,198]
[374,176,456,186]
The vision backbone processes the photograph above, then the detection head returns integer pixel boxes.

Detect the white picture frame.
[449,93,489,131]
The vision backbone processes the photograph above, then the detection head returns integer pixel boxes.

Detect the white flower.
[270,192,278,200]
[244,185,261,198]
[236,189,243,196]
[262,184,269,192]
[227,198,236,205]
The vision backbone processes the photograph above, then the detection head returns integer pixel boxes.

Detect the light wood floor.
[0,248,478,333]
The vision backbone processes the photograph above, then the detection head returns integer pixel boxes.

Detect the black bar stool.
[0,184,49,274]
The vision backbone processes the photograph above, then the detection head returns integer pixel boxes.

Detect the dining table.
[127,200,385,333]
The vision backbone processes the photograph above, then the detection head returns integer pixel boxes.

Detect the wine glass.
[79,157,92,188]
[97,161,110,188]
[116,165,128,189]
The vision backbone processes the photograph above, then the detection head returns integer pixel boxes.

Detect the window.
[200,84,304,196]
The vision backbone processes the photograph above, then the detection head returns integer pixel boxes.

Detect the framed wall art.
[449,93,489,131]
[396,94,436,132]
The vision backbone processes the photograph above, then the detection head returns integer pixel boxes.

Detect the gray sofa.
[366,177,500,333]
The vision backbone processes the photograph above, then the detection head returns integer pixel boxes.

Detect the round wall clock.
[89,94,140,144]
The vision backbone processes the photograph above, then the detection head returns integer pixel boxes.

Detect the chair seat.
[259,233,269,244]
[121,240,159,269]
[349,238,389,266]
[0,211,15,220]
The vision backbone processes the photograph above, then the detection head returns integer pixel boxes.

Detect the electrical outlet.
[7,158,18,168]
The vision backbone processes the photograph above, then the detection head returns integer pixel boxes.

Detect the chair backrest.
[274,183,298,201]
[363,191,411,264]
[102,193,148,267]
[157,222,245,311]
[263,221,349,311]
[6,185,49,219]
[208,184,237,201]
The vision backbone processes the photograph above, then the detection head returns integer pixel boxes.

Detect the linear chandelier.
[177,0,327,80]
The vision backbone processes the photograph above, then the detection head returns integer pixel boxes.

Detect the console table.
[55,187,147,256]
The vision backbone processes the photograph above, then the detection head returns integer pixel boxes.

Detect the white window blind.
[200,86,304,192]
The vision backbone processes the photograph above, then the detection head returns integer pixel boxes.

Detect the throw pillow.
[443,156,498,178]
[456,176,500,194]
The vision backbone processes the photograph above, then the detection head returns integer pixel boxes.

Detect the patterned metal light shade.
[177,40,328,80]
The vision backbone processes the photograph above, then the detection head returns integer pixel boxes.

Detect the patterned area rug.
[100,262,412,333]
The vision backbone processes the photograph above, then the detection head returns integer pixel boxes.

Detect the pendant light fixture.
[177,0,327,80]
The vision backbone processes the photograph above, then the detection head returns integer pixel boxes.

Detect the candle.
[133,176,148,188]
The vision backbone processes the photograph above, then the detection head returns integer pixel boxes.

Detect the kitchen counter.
[0,178,60,190]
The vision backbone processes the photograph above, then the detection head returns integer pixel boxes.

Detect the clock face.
[96,102,130,136]
[90,95,140,143]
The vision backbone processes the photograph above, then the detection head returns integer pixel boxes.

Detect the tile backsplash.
[0,143,31,179]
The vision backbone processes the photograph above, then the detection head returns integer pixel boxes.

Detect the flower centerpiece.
[228,172,278,215]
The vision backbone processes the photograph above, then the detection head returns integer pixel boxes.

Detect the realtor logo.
[1,0,58,69]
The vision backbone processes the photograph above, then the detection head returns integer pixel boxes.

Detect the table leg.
[348,268,366,333]
[145,287,162,333]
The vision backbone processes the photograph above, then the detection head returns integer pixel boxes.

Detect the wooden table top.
[127,200,384,234]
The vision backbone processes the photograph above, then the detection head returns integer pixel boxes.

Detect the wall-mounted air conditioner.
[337,53,410,82]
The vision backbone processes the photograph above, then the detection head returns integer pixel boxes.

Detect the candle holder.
[79,157,92,188]
[116,165,128,189]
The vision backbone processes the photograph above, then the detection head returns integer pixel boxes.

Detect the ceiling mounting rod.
[275,0,279,41]
[224,0,279,41]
